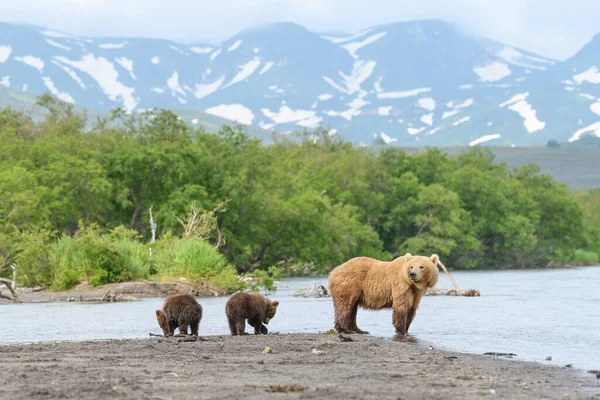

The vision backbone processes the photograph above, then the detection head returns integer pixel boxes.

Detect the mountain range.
[0,20,599,146]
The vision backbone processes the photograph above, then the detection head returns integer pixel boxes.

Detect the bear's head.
[155,309,171,336]
[263,300,279,325]
[403,253,439,289]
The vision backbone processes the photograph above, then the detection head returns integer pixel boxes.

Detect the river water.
[1,266,599,371]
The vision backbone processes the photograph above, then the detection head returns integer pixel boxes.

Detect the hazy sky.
[2,0,598,60]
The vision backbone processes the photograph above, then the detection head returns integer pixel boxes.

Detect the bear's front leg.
[249,317,268,335]
[392,304,410,336]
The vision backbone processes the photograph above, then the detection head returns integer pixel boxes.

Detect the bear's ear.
[403,252,412,259]
[430,254,440,265]
[272,301,279,307]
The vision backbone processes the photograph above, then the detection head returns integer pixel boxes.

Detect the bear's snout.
[409,272,418,280]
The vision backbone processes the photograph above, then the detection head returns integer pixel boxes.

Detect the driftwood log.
[0,278,18,300]
[430,260,481,297]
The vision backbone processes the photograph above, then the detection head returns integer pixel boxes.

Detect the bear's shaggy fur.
[225,292,279,335]
[329,253,439,336]
[155,294,203,337]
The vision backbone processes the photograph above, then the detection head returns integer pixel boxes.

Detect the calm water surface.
[1,267,599,370]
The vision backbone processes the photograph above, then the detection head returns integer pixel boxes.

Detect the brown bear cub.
[225,292,279,335]
[156,294,203,337]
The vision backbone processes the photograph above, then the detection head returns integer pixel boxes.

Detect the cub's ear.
[403,252,412,258]
[430,254,440,265]
[272,301,279,307]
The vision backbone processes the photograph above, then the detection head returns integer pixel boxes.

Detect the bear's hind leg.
[333,296,358,334]
[178,321,189,336]
[349,302,369,334]
[190,319,200,336]
[227,317,238,335]
[235,319,247,335]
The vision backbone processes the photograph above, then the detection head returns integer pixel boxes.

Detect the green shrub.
[47,223,150,290]
[152,238,243,292]
[571,249,599,265]
[14,229,53,287]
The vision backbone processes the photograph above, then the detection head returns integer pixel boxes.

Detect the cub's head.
[155,309,171,336]
[264,300,279,324]
[403,253,439,288]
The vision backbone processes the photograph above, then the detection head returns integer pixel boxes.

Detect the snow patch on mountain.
[448,98,474,109]
[573,66,600,84]
[99,42,127,49]
[378,106,392,116]
[151,88,164,94]
[418,97,436,111]
[0,45,12,63]
[51,60,86,88]
[297,115,323,128]
[499,92,545,133]
[227,40,242,52]
[224,58,261,88]
[167,71,187,103]
[169,45,187,55]
[470,134,501,146]
[0,76,9,87]
[115,57,136,80]
[206,104,254,125]
[45,39,71,51]
[326,97,369,121]
[495,47,548,70]
[15,56,44,71]
[343,32,386,59]
[442,109,461,119]
[377,87,430,99]
[151,56,160,65]
[42,76,74,103]
[55,54,138,111]
[41,30,72,39]
[190,46,213,54]
[380,132,397,144]
[322,29,372,44]
[421,113,434,126]
[262,105,316,124]
[194,76,225,99]
[452,116,470,126]
[591,102,600,116]
[259,61,274,75]
[408,126,426,135]
[209,49,221,61]
[569,121,600,142]
[318,93,334,101]
[473,62,511,82]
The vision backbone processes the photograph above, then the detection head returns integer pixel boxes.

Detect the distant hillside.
[1,20,599,146]
[398,146,600,190]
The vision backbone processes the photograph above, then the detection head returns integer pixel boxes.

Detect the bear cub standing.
[225,292,279,335]
[156,294,203,337]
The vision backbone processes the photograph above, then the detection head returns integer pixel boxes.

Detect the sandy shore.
[0,281,217,304]
[1,334,598,400]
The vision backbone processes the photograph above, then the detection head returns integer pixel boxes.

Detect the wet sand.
[1,334,598,399]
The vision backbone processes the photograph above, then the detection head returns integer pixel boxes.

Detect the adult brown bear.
[329,253,439,336]
[155,294,203,337]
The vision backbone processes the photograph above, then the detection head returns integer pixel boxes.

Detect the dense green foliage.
[1,97,599,289]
